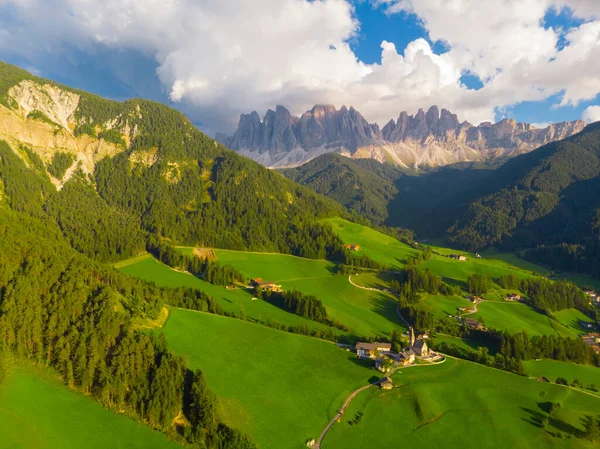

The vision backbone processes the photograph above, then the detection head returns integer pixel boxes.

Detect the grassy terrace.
[211,250,406,338]
[117,255,341,335]
[0,368,181,449]
[470,301,577,337]
[161,308,373,449]
[524,360,600,388]
[324,217,418,268]
[325,357,600,449]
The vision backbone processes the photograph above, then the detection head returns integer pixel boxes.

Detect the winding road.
[313,362,401,449]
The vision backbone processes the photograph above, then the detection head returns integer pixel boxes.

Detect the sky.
[0,0,599,135]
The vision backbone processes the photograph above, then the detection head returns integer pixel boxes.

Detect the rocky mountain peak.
[226,104,587,169]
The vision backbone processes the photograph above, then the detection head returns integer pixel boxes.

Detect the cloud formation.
[582,105,600,123]
[0,0,599,133]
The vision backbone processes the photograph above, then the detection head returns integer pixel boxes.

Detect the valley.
[0,59,599,449]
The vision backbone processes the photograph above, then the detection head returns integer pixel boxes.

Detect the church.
[409,327,430,357]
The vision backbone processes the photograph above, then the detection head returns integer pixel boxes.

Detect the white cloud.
[582,105,600,123]
[0,0,599,134]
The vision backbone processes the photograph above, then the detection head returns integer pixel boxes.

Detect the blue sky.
[0,0,599,132]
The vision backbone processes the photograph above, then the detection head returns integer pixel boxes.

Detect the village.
[352,327,444,387]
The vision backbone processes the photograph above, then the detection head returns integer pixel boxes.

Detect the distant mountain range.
[223,104,586,168]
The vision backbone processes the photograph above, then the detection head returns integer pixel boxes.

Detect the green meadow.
[325,357,600,449]
[417,294,472,317]
[323,217,418,268]
[214,249,407,337]
[523,360,600,388]
[470,301,576,337]
[117,255,340,335]
[161,308,373,449]
[552,308,594,334]
[0,368,181,449]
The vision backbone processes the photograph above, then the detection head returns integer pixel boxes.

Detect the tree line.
[0,208,256,449]
[498,273,590,314]
[254,287,349,332]
[147,237,244,286]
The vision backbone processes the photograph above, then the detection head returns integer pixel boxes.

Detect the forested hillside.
[0,61,348,261]
[0,206,255,448]
[445,124,600,277]
[280,153,404,225]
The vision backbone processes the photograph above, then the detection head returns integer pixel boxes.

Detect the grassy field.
[162,308,374,449]
[470,301,576,337]
[214,249,407,337]
[325,357,600,449]
[117,255,341,335]
[0,368,181,449]
[523,360,600,388]
[431,334,485,352]
[417,294,472,318]
[324,217,418,268]
[552,309,594,334]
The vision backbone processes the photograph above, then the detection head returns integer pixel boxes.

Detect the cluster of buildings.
[344,244,360,251]
[504,293,522,302]
[581,333,600,354]
[448,254,468,261]
[250,278,282,292]
[355,328,434,375]
[586,290,600,307]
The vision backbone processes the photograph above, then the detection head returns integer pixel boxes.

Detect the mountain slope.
[0,61,347,261]
[280,153,404,224]
[225,104,585,169]
[444,123,600,275]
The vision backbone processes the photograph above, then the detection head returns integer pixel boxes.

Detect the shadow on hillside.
[369,292,404,330]
[395,257,409,266]
[442,276,468,292]
[520,406,584,438]
[345,354,377,372]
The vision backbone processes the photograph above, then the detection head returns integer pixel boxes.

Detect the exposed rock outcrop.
[227,105,586,168]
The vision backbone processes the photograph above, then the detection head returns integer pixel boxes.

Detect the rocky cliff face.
[0,80,136,188]
[226,105,586,168]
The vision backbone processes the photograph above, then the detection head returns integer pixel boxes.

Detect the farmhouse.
[449,254,467,261]
[585,290,597,299]
[258,282,282,292]
[400,349,416,365]
[464,318,486,331]
[355,342,392,359]
[504,293,521,301]
[467,295,483,303]
[379,377,393,390]
[251,278,282,292]
[344,244,360,251]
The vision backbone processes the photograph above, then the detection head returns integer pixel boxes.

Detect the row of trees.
[467,273,492,296]
[147,237,244,286]
[255,288,349,332]
[498,273,589,313]
[392,265,461,305]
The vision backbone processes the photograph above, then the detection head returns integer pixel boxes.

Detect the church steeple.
[410,326,415,348]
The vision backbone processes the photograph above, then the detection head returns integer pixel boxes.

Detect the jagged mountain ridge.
[225,104,586,168]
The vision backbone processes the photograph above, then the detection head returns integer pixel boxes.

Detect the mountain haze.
[225,104,586,169]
